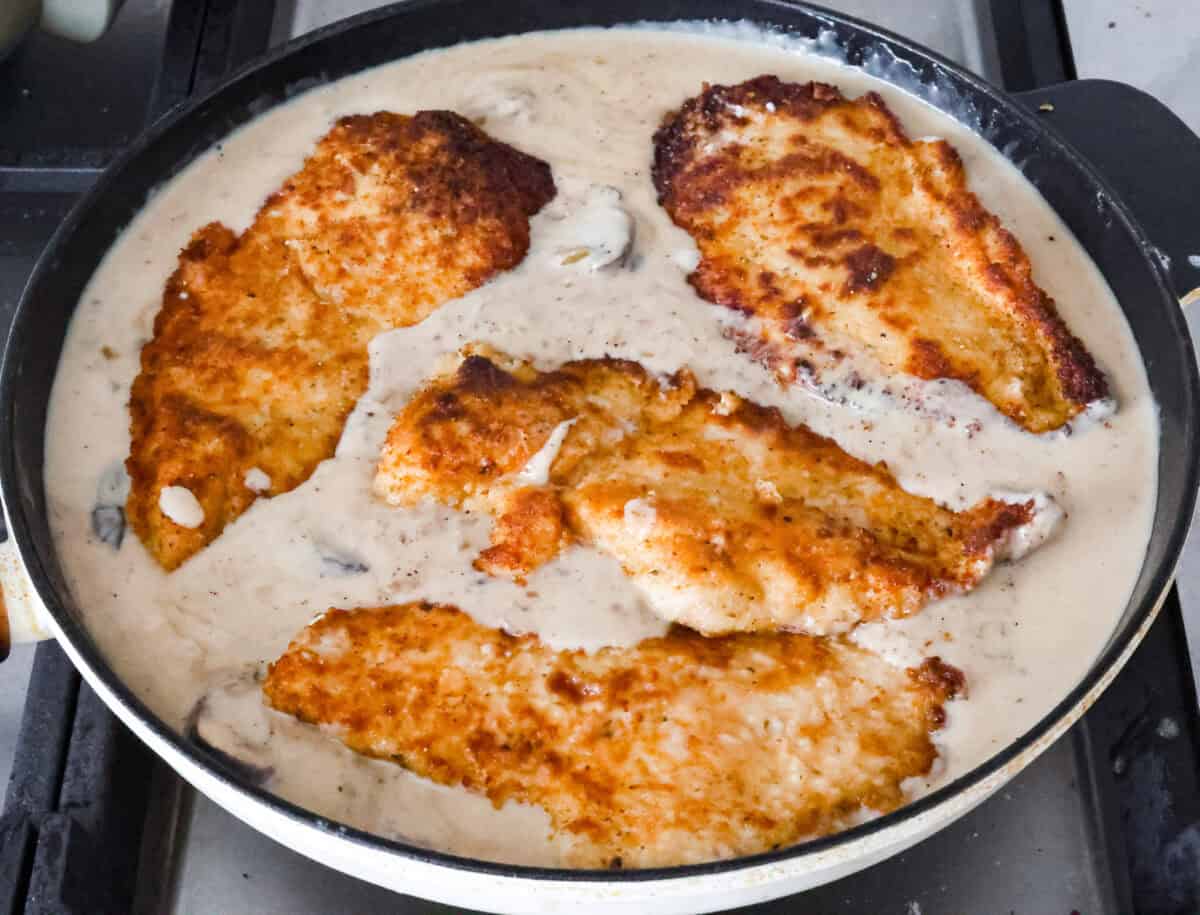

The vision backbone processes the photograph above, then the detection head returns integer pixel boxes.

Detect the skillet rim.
[3,0,1198,885]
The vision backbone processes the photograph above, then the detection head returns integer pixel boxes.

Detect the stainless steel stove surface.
[2,2,1200,913]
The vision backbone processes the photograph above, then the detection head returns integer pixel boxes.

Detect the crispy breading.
[375,348,1035,635]
[474,486,570,579]
[127,112,555,569]
[263,602,963,867]
[652,76,1108,433]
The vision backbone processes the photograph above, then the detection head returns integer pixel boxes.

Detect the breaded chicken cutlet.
[263,601,963,868]
[374,347,1040,636]
[652,76,1108,433]
[127,112,555,570]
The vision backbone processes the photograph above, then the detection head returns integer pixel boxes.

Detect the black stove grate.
[0,646,153,915]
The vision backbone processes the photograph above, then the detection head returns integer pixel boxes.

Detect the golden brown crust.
[375,348,1034,635]
[373,347,695,517]
[263,602,962,867]
[474,486,568,582]
[127,113,555,569]
[652,76,1107,433]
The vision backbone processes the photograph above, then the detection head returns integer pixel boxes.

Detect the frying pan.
[2,1,1198,911]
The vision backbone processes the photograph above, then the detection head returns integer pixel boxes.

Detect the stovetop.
[2,2,1199,913]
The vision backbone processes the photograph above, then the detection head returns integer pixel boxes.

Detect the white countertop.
[1065,0,1200,134]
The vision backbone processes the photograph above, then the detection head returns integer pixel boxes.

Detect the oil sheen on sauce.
[42,25,1158,866]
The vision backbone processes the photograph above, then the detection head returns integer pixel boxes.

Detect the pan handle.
[0,534,54,660]
[1015,79,1200,307]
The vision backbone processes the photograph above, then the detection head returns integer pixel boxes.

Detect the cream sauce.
[243,467,272,493]
[158,485,204,529]
[517,418,578,486]
[42,25,1158,865]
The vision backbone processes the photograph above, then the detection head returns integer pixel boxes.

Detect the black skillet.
[2,0,1197,909]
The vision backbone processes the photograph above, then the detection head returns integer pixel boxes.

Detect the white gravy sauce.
[42,25,1158,865]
